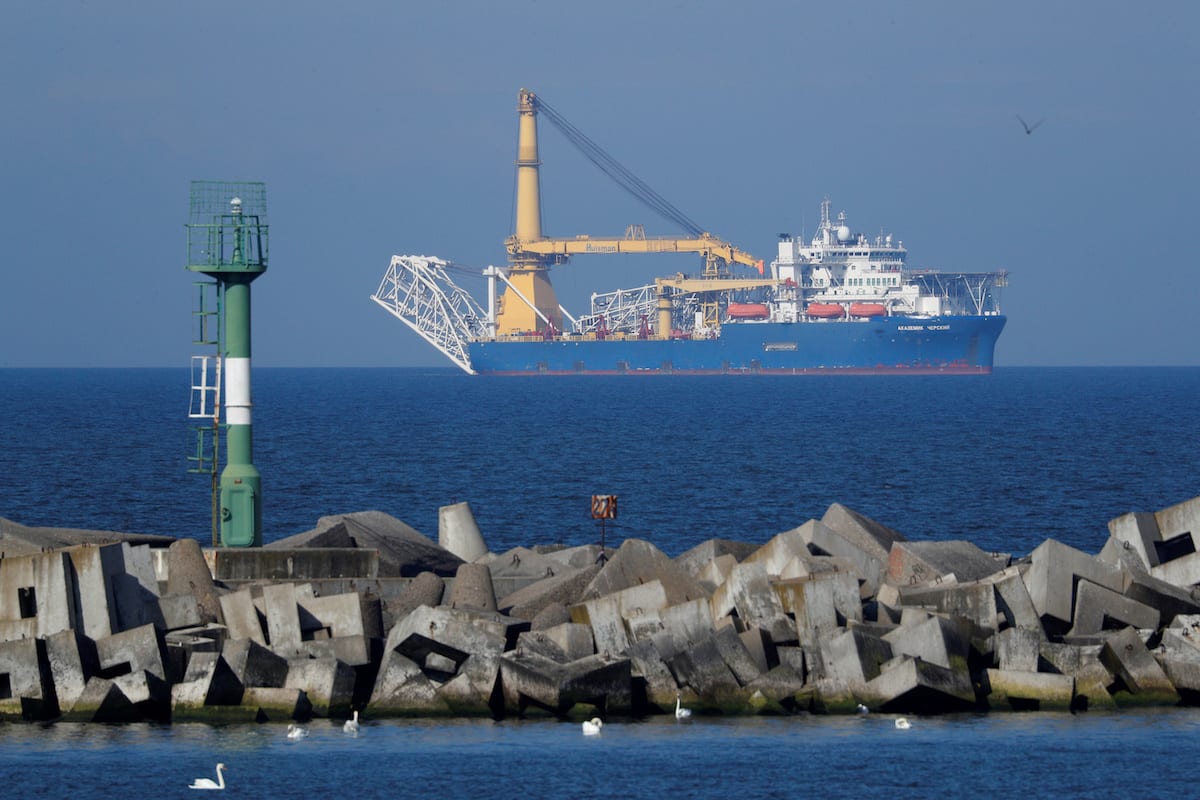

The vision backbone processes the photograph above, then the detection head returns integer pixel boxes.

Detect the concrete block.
[995,627,1042,672]
[537,622,595,662]
[1123,568,1200,623]
[799,517,887,597]
[984,669,1074,711]
[285,656,356,717]
[673,539,759,580]
[387,571,447,627]
[298,591,371,666]
[64,545,120,639]
[157,592,204,632]
[1105,511,1162,568]
[650,599,716,658]
[169,651,244,717]
[711,563,794,644]
[818,628,893,691]
[381,605,512,680]
[0,638,53,720]
[739,627,775,675]
[437,652,502,715]
[446,562,498,613]
[369,651,450,715]
[571,594,631,656]
[860,655,976,713]
[0,550,77,640]
[775,573,859,649]
[438,501,488,563]
[499,564,602,622]
[1151,551,1200,589]
[695,554,739,593]
[222,637,290,688]
[241,686,312,721]
[1099,626,1180,706]
[44,629,96,714]
[820,503,906,561]
[1023,539,1125,635]
[898,580,999,632]
[1155,496,1200,546]
[882,614,971,672]
[271,510,461,577]
[778,553,858,582]
[1038,642,1118,710]
[499,650,632,715]
[1069,580,1160,636]
[664,634,741,703]
[165,537,223,624]
[989,567,1044,633]
[95,623,165,681]
[583,539,709,606]
[711,624,764,686]
[60,676,137,722]
[263,583,304,657]
[888,541,1007,587]
[218,587,266,644]
[743,525,813,577]
[626,638,681,708]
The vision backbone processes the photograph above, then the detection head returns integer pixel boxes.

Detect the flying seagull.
[1017,114,1044,135]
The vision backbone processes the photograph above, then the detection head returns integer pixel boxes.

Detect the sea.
[2,366,1200,798]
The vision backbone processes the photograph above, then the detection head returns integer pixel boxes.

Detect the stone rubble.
[1,495,1200,723]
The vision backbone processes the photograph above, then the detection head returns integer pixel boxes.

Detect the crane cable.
[532,96,705,238]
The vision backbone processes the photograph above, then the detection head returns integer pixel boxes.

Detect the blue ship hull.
[468,315,1006,375]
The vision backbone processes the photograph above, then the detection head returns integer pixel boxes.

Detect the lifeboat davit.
[849,302,887,318]
[728,302,770,320]
[806,303,845,319]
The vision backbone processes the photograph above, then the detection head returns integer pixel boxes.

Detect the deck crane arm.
[523,94,762,277]
[507,232,764,274]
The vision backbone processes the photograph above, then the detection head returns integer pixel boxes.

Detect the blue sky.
[2,1,1197,367]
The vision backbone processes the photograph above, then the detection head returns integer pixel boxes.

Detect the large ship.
[372,90,1007,375]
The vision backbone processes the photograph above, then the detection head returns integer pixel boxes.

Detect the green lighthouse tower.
[186,181,268,547]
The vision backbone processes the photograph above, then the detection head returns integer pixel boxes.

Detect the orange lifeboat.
[849,302,887,318]
[728,302,770,320]
[806,303,845,319]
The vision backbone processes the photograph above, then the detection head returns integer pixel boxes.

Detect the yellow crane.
[496,88,765,337]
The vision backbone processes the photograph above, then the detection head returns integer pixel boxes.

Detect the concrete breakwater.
[2,496,1200,724]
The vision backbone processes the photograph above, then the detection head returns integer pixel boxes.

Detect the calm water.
[3,712,1200,799]
[2,367,1198,558]
[3,367,1200,796]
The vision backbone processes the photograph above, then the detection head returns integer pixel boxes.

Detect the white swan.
[581,717,603,735]
[189,763,226,790]
[674,695,692,719]
[344,709,360,734]
[286,724,309,740]
[895,717,911,729]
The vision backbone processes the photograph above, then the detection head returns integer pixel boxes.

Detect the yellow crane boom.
[497,88,762,337]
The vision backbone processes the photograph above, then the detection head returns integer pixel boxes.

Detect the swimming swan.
[895,718,911,730]
[344,710,360,734]
[582,718,603,735]
[675,695,692,719]
[189,763,226,790]
[287,724,309,740]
